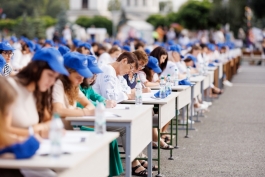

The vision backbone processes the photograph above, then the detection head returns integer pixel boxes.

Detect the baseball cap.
[24,40,35,53]
[64,52,93,78]
[182,54,197,63]
[58,46,70,56]
[122,45,131,52]
[147,56,162,73]
[0,42,15,51]
[44,40,55,47]
[0,54,6,72]
[78,42,91,50]
[32,48,69,76]
[87,55,103,74]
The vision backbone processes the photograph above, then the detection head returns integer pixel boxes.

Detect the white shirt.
[11,49,22,70]
[138,71,159,84]
[98,52,115,68]
[176,61,187,73]
[161,61,177,77]
[19,53,32,69]
[93,65,128,103]
[7,77,39,128]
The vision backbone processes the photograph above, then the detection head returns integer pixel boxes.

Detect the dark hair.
[108,46,121,54]
[200,44,207,49]
[135,42,145,50]
[183,58,192,63]
[59,68,79,106]
[142,66,153,82]
[80,77,96,89]
[92,42,99,47]
[116,51,139,69]
[150,47,168,72]
[15,61,55,123]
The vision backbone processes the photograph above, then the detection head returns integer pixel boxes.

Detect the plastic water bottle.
[173,68,179,86]
[95,102,106,135]
[187,67,191,81]
[49,113,64,159]
[135,80,142,105]
[159,77,166,99]
[166,74,172,94]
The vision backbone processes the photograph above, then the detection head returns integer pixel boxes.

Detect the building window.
[82,0,88,9]
[143,0,146,6]
[127,0,130,6]
[135,0,138,6]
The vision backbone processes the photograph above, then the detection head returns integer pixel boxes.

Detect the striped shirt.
[3,63,12,77]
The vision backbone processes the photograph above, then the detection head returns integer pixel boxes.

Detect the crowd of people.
[0,34,236,177]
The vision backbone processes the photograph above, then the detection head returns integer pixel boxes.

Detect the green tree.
[55,5,68,36]
[0,0,69,19]
[14,13,35,39]
[176,0,215,30]
[75,16,113,35]
[32,10,46,39]
[146,14,168,28]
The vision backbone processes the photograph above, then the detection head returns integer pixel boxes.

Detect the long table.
[0,131,119,177]
[66,105,154,177]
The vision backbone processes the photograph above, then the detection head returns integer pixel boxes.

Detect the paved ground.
[120,64,265,177]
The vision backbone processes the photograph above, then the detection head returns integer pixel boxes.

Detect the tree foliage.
[0,0,69,19]
[75,16,113,35]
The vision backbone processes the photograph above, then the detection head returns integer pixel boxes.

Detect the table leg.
[169,119,174,160]
[175,109,179,149]
[125,125,131,177]
[156,127,162,177]
[147,142,152,177]
[185,104,189,138]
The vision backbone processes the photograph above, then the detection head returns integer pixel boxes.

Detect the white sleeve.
[52,80,66,105]
[94,69,128,103]
[11,50,22,70]
[119,76,131,94]
[138,71,148,84]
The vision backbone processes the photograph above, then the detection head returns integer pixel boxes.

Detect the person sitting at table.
[5,48,69,177]
[93,52,154,176]
[97,46,122,67]
[150,46,168,77]
[161,45,186,79]
[0,54,6,76]
[75,55,123,177]
[52,52,95,129]
[0,77,41,177]
[76,42,91,55]
[138,56,175,150]
[0,42,15,77]
[123,49,150,92]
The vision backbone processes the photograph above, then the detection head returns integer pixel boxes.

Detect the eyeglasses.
[129,63,134,70]
[2,51,14,56]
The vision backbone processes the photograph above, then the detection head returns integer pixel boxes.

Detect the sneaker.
[203,101,212,106]
[223,80,233,87]
[180,119,194,124]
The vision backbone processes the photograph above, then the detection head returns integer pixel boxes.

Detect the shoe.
[180,119,194,124]
[152,141,174,150]
[132,165,148,176]
[141,161,158,171]
[203,101,212,106]
[223,80,233,87]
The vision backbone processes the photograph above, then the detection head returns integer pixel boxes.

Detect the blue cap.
[147,56,162,73]
[167,40,175,46]
[182,54,197,63]
[87,55,103,74]
[34,44,42,52]
[32,48,69,76]
[0,42,15,51]
[0,54,6,72]
[122,45,131,52]
[207,44,215,51]
[58,46,70,56]
[25,40,35,53]
[167,45,184,58]
[10,36,18,43]
[78,42,91,50]
[113,40,121,46]
[64,52,93,78]
[73,39,81,47]
[45,40,54,47]
[144,48,151,55]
